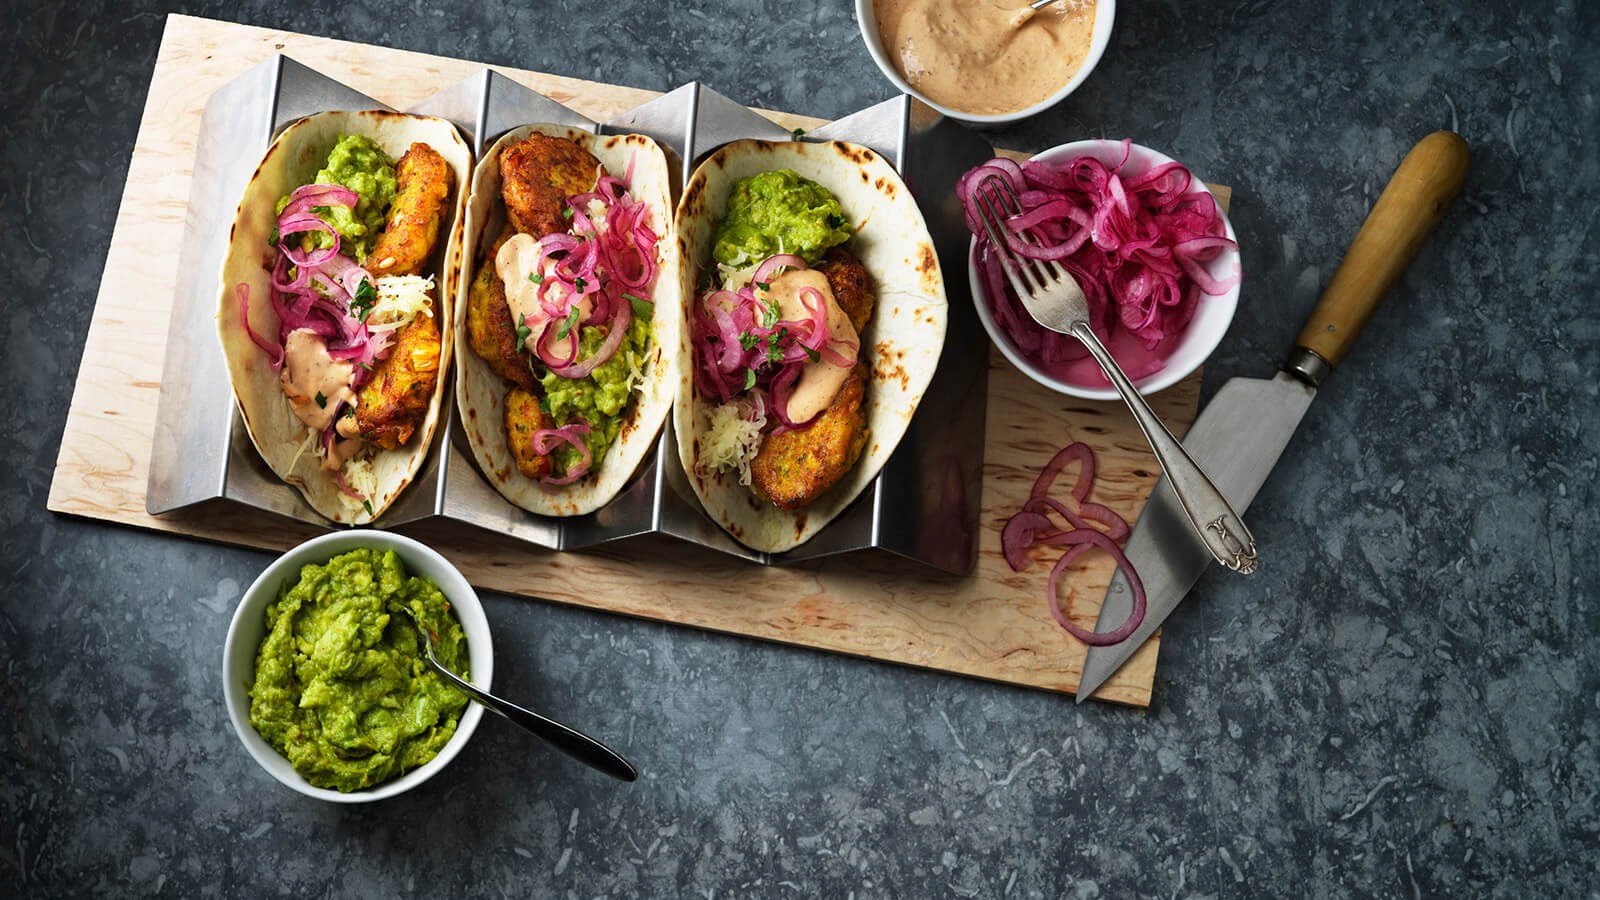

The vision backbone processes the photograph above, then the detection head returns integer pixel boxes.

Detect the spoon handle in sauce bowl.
[425,654,639,783]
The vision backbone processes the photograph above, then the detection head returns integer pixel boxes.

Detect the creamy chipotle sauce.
[756,269,859,423]
[280,328,356,433]
[874,0,1096,116]
[497,233,591,337]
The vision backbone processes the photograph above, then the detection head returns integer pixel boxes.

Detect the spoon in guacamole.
[396,605,638,782]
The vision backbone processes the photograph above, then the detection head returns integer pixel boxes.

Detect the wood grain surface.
[47,14,1231,706]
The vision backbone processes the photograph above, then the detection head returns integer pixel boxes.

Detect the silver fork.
[973,174,1257,574]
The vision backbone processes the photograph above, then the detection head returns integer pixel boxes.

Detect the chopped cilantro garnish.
[755,282,771,292]
[574,277,587,291]
[791,127,806,140]
[561,206,574,220]
[766,344,784,364]
[556,306,581,340]
[825,213,846,229]
[362,499,373,516]
[803,345,821,363]
[761,300,779,329]
[529,272,544,284]
[268,226,280,247]
[743,368,757,391]
[625,293,653,319]
[739,332,759,351]
[514,313,532,352]
[314,391,327,408]
[351,279,377,321]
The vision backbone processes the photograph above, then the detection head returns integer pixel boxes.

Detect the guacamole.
[540,312,653,475]
[248,548,469,793]
[276,134,398,263]
[711,170,852,267]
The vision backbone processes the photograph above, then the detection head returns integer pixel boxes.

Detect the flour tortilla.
[216,111,469,525]
[454,125,681,517]
[673,139,948,553]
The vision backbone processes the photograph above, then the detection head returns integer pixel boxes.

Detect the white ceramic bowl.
[968,139,1242,401]
[223,530,493,803]
[855,0,1116,126]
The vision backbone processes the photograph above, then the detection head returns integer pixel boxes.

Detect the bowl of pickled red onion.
[959,140,1241,401]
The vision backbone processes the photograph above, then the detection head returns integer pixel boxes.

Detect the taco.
[217,111,469,524]
[455,125,680,517]
[674,139,947,553]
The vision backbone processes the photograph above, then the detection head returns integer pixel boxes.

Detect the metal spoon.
[397,605,639,782]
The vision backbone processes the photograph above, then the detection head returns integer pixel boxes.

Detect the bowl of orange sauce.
[856,0,1115,125]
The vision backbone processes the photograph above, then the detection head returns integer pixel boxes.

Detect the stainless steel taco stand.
[147,56,993,574]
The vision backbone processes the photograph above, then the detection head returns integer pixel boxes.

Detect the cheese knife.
[1075,131,1471,703]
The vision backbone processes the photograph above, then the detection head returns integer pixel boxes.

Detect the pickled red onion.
[532,423,593,486]
[957,141,1238,385]
[1000,441,1146,646]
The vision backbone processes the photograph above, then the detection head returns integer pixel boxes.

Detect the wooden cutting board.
[47,14,1227,706]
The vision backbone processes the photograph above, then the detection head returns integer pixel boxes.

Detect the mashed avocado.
[276,134,398,263]
[248,548,469,793]
[540,312,653,475]
[711,170,852,267]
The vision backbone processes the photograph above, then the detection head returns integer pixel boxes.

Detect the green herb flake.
[529,272,544,284]
[351,279,378,322]
[761,300,780,329]
[791,127,806,140]
[803,345,821,363]
[625,293,653,319]
[314,391,327,409]
[268,226,280,247]
[561,206,575,220]
[514,313,533,352]
[556,306,581,340]
[739,332,759,351]
[362,500,374,516]
[743,368,757,391]
[825,213,847,230]
[574,277,587,291]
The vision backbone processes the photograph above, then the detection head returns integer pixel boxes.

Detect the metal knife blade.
[1075,372,1314,701]
[1073,130,1471,703]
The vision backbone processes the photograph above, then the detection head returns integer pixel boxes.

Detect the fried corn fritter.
[369,143,453,278]
[749,362,869,510]
[504,387,555,479]
[466,227,539,392]
[500,134,600,237]
[816,247,874,334]
[353,309,440,449]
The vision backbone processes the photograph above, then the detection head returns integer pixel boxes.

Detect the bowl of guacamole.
[223,531,493,802]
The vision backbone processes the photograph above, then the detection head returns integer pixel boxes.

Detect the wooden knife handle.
[1294,131,1470,371]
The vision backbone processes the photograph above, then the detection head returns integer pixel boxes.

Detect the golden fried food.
[504,388,555,480]
[369,143,453,277]
[500,134,600,237]
[749,363,869,510]
[466,229,539,392]
[816,247,875,334]
[353,310,441,450]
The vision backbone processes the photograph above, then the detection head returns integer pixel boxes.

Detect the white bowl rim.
[855,0,1118,125]
[967,139,1242,401]
[222,529,492,803]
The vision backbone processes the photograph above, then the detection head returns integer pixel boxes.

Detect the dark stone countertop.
[3,1,1595,896]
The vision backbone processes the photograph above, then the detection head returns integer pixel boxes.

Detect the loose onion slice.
[1000,441,1147,646]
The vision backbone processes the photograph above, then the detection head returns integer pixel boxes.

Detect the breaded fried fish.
[368,143,453,277]
[816,247,875,334]
[353,142,454,449]
[503,387,555,480]
[466,227,539,391]
[501,134,599,237]
[749,362,869,510]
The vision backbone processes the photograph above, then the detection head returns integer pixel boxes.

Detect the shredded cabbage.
[697,399,767,486]
[366,275,435,333]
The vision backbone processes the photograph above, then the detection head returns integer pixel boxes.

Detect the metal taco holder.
[147,57,992,574]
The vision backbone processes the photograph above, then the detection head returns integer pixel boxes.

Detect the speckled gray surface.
[3,0,1597,896]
